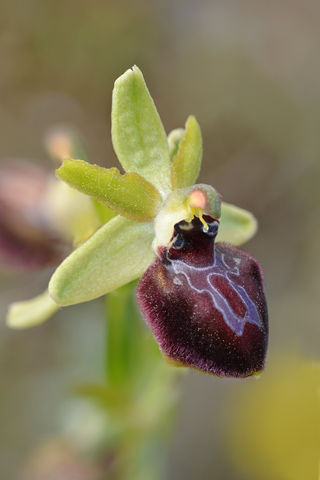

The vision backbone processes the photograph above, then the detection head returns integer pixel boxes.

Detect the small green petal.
[167,128,185,161]
[171,115,203,190]
[217,202,258,245]
[111,66,171,197]
[7,290,59,329]
[49,215,155,306]
[56,159,162,222]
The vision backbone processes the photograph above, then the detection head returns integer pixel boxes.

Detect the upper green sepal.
[217,202,258,245]
[111,66,171,197]
[171,115,203,190]
[56,159,162,222]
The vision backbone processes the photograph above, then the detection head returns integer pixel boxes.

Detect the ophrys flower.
[7,66,268,377]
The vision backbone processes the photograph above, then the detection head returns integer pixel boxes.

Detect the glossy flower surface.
[137,216,268,377]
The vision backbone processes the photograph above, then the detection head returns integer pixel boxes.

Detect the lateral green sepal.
[217,202,258,245]
[111,66,171,197]
[49,215,155,306]
[56,159,162,222]
[171,115,203,190]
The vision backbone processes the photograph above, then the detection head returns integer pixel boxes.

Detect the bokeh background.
[0,0,319,478]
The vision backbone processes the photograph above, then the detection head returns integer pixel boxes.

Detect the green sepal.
[111,66,171,197]
[217,202,258,245]
[171,115,203,190]
[167,128,185,161]
[56,159,162,222]
[6,290,59,329]
[49,215,155,306]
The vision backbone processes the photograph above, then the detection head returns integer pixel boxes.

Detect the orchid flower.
[7,66,268,377]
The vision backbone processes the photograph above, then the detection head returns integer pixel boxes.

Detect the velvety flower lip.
[137,216,268,378]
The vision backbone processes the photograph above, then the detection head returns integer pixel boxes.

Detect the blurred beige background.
[0,0,319,478]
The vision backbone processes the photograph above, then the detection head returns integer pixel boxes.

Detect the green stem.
[101,283,183,480]
[105,280,145,388]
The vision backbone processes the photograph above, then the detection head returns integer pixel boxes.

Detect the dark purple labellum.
[137,216,268,378]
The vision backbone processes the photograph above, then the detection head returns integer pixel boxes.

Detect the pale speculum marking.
[170,252,262,336]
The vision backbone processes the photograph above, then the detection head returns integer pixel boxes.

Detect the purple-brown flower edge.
[137,216,268,378]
